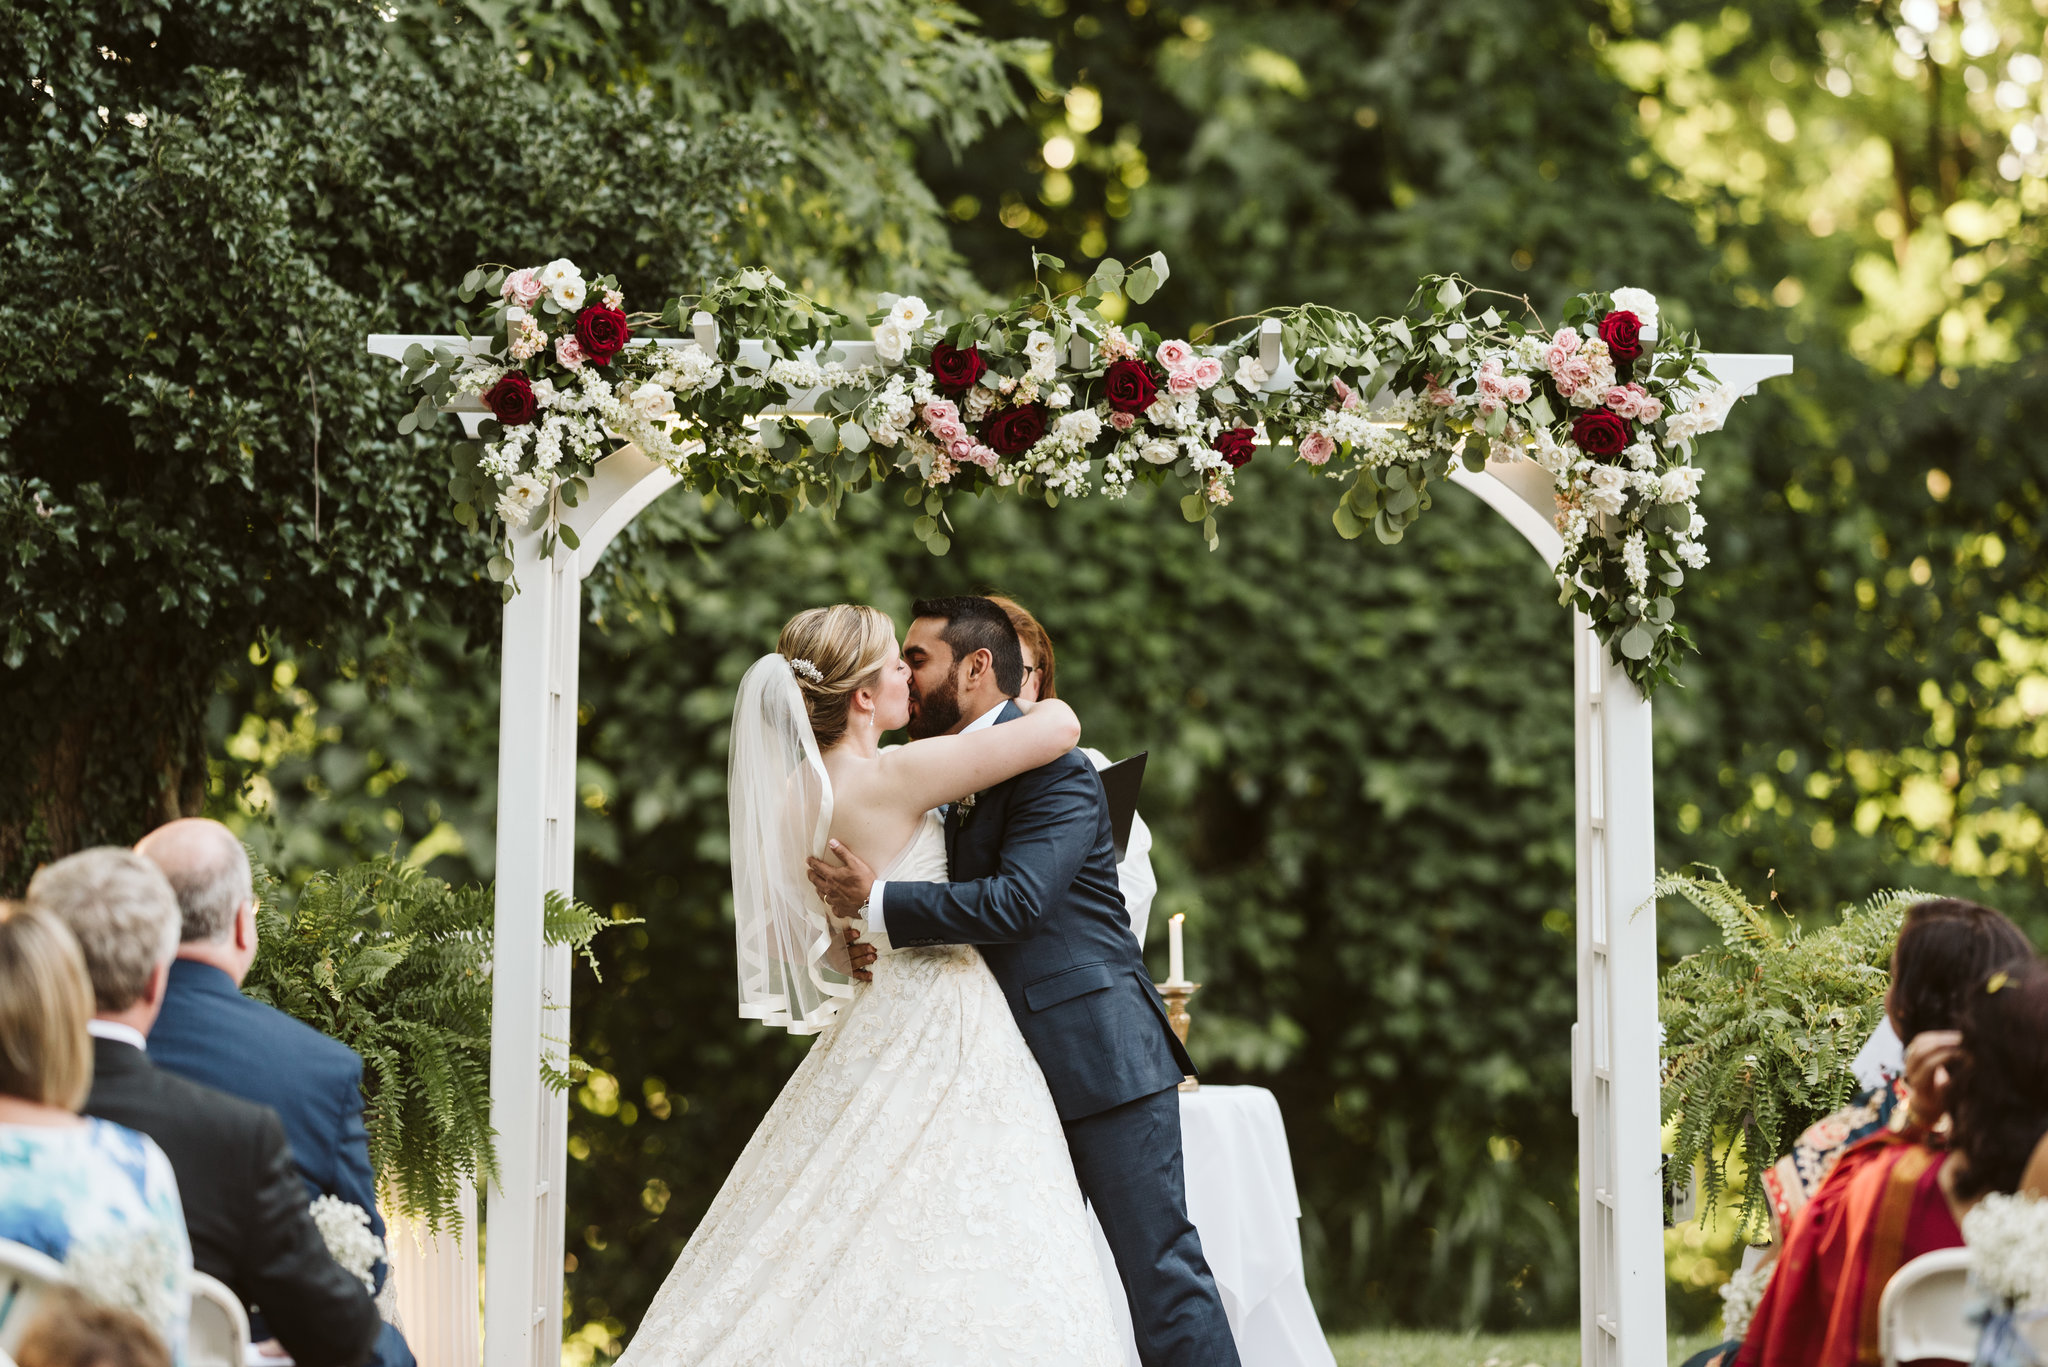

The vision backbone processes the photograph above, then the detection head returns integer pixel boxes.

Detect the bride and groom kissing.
[616,596,1241,1366]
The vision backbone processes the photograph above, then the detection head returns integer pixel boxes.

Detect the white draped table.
[1091,1084,1336,1367]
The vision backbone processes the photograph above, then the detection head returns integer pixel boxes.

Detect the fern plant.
[244,854,624,1234]
[1658,866,1925,1233]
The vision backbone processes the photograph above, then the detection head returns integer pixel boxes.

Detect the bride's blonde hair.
[777,605,897,749]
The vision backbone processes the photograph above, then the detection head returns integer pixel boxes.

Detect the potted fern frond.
[244,854,625,1235]
[1657,866,1925,1232]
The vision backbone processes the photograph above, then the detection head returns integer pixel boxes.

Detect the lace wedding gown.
[619,811,1123,1367]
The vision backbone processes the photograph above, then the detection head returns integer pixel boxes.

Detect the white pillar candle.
[1168,913,1185,985]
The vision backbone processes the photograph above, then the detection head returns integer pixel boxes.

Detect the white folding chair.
[1880,1246,1978,1366]
[0,1238,65,1354]
[186,1270,250,1367]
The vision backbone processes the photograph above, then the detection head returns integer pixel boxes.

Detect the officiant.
[989,596,1158,949]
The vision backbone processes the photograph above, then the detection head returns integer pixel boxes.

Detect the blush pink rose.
[922,398,959,424]
[1477,396,1504,418]
[1168,369,1200,396]
[1191,356,1224,389]
[1502,376,1533,404]
[967,444,1000,470]
[1109,410,1138,431]
[555,334,586,370]
[1603,386,1636,415]
[947,436,978,463]
[1636,392,1664,421]
[1156,339,1194,370]
[502,269,543,306]
[1332,376,1359,410]
[928,417,966,444]
[1299,431,1337,465]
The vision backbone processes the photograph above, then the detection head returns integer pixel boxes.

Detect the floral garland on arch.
[398,252,1751,692]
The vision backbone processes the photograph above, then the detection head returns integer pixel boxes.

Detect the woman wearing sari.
[1735,950,2048,1367]
[1697,899,2031,1367]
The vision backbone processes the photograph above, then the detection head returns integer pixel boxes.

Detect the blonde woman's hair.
[777,604,897,749]
[0,900,95,1111]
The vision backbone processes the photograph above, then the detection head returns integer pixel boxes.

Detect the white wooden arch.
[366,329,1792,1367]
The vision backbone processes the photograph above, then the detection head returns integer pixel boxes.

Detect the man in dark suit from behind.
[135,819,417,1367]
[26,848,380,1367]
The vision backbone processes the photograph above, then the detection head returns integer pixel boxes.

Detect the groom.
[809,595,1240,1367]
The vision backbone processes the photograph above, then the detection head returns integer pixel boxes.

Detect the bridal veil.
[727,653,854,1035]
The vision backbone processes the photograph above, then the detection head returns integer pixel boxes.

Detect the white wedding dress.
[618,810,1123,1367]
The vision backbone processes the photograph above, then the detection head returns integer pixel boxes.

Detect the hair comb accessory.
[1987,970,2012,994]
[789,657,824,684]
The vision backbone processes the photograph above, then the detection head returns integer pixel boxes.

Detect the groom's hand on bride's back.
[808,840,876,919]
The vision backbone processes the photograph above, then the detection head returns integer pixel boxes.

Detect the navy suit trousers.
[1066,1086,1241,1367]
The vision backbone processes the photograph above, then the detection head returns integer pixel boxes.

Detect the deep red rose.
[1597,309,1643,365]
[1570,410,1632,457]
[483,372,538,427]
[982,402,1048,458]
[928,341,987,394]
[574,304,630,365]
[1213,426,1258,469]
[1103,358,1160,415]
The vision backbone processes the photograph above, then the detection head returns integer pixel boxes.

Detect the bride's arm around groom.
[811,595,1239,1367]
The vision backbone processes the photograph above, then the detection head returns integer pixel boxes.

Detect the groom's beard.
[907,673,963,740]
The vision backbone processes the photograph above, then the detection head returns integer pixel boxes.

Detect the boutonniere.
[956,790,981,820]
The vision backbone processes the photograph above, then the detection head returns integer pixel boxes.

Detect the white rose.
[1659,466,1702,503]
[529,378,557,408]
[1139,439,1177,465]
[1046,383,1074,410]
[540,258,581,290]
[550,277,586,311]
[495,473,550,529]
[630,384,676,418]
[1609,287,1660,341]
[890,296,931,332]
[1586,464,1630,517]
[1061,409,1102,444]
[873,323,907,365]
[1235,354,1269,390]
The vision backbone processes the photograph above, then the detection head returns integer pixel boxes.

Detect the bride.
[618,604,1124,1367]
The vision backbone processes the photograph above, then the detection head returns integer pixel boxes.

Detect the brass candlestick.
[1156,981,1201,1092]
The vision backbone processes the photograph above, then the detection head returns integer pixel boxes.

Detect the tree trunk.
[0,634,214,894]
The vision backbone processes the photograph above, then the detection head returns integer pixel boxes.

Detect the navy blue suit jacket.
[883,703,1194,1121]
[151,960,415,1367]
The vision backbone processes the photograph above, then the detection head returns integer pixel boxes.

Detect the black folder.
[1099,752,1148,861]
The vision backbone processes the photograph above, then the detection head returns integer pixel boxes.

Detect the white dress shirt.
[865,700,1007,936]
[86,1019,149,1052]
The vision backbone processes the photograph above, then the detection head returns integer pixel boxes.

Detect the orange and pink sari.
[1734,1132,1964,1367]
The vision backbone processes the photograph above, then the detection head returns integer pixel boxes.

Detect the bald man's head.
[135,818,252,945]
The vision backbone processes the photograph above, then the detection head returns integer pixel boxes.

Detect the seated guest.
[989,595,1158,946]
[0,901,190,1356]
[1943,954,2048,1212]
[1761,897,2032,1235]
[135,820,414,1367]
[27,851,380,1367]
[1734,943,2048,1367]
[15,1286,171,1367]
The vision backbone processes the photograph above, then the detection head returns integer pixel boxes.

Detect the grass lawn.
[1327,1327,1723,1367]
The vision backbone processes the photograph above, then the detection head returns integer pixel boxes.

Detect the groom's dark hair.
[912,596,1025,697]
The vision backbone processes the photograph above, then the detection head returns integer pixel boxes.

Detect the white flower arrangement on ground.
[401,253,1742,690]
[310,1194,387,1294]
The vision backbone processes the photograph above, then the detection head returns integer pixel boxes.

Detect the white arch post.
[366,332,1790,1367]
